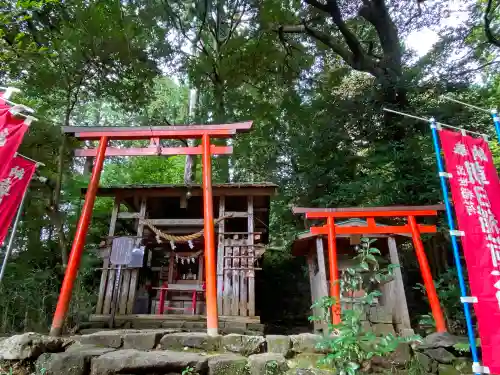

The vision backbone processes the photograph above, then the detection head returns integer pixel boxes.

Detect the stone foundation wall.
[0,331,473,375]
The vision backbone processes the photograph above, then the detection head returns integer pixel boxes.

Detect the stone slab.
[290,334,322,354]
[0,332,68,360]
[90,349,208,375]
[266,335,292,357]
[77,332,123,348]
[248,353,288,375]
[208,353,249,375]
[222,334,265,356]
[160,332,221,352]
[36,346,115,375]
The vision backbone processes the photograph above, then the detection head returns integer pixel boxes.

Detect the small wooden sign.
[110,237,135,265]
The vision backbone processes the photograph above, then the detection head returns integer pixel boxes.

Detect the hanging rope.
[141,214,234,243]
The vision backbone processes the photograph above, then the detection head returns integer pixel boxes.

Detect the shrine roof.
[82,182,278,197]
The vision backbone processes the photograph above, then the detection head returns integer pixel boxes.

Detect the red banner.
[440,129,500,374]
[0,107,29,178]
[0,156,36,246]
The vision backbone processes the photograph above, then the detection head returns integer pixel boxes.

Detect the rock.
[266,335,292,357]
[371,323,396,336]
[288,353,325,370]
[36,346,114,375]
[222,334,265,356]
[418,333,467,350]
[390,343,412,366]
[452,357,471,373]
[77,331,123,348]
[248,353,288,375]
[414,352,434,372]
[160,332,221,351]
[371,344,411,370]
[208,353,249,375]
[369,306,393,324]
[438,364,461,375]
[290,334,321,354]
[288,369,334,375]
[90,349,208,375]
[424,348,456,364]
[122,331,165,350]
[0,332,67,360]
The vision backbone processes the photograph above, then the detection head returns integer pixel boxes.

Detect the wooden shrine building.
[90,183,277,329]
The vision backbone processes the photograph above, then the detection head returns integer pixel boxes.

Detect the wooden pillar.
[315,236,328,332]
[96,197,120,314]
[217,196,225,313]
[126,197,147,314]
[315,237,328,298]
[307,251,318,331]
[50,136,108,336]
[387,237,412,331]
[408,215,447,332]
[247,196,255,317]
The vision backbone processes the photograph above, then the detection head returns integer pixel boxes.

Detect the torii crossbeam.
[292,205,447,333]
[50,121,252,337]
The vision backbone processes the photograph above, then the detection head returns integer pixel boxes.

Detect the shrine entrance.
[50,122,253,336]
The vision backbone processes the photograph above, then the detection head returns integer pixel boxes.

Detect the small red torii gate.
[292,205,447,333]
[50,121,252,337]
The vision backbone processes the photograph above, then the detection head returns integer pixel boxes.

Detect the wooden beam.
[75,145,233,157]
[292,205,445,214]
[118,216,205,226]
[225,211,249,218]
[310,224,437,235]
[89,313,260,323]
[306,210,438,219]
[117,212,142,219]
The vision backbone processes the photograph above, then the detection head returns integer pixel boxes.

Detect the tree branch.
[279,24,346,59]
[323,0,366,58]
[485,0,500,48]
[304,0,329,13]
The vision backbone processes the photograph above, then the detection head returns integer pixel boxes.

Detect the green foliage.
[311,239,420,374]
[414,269,465,335]
[182,366,197,375]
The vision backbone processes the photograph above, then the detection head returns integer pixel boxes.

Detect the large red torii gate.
[50,121,252,337]
[292,205,447,333]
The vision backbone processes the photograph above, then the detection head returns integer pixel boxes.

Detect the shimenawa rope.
[140,214,234,243]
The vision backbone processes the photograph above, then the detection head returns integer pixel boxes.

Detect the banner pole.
[429,118,481,374]
[490,109,500,145]
[0,184,30,283]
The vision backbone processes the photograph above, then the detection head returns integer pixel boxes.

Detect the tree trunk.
[213,75,230,182]
[184,85,198,184]
[54,135,68,267]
